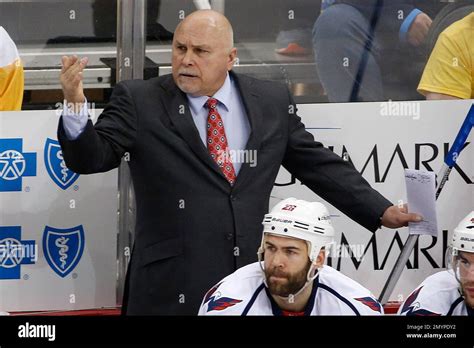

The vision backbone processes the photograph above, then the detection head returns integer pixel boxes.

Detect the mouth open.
[179,73,198,78]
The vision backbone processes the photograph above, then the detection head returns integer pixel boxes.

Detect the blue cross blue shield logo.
[0,226,37,280]
[43,225,85,278]
[44,138,79,190]
[0,138,37,192]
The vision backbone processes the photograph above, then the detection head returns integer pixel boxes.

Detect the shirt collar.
[186,73,232,115]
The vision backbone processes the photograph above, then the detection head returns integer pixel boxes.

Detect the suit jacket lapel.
[158,73,264,191]
[230,72,263,192]
[159,77,229,184]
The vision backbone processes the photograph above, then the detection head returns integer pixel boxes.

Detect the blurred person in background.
[418,12,474,100]
[274,0,321,56]
[0,26,23,111]
[312,0,443,102]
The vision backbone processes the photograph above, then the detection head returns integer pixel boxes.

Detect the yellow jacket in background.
[0,26,24,111]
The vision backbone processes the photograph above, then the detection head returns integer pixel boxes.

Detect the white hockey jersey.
[398,270,473,316]
[198,262,383,315]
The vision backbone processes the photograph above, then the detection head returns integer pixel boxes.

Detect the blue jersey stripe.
[242,283,266,316]
[318,283,360,315]
[447,296,465,316]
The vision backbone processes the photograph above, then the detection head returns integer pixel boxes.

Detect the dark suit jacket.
[58,71,392,315]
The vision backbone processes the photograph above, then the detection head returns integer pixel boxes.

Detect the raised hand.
[60,55,88,112]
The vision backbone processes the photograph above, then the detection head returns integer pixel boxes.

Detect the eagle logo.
[203,282,242,312]
[400,286,441,316]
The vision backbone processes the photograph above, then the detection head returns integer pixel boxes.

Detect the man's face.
[263,234,313,297]
[172,19,236,97]
[458,251,474,309]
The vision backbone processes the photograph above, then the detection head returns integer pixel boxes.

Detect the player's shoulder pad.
[319,266,384,315]
[398,270,459,316]
[199,262,264,315]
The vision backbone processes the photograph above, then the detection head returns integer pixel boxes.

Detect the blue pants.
[313,3,424,102]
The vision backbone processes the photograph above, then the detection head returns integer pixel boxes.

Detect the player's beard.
[265,261,312,297]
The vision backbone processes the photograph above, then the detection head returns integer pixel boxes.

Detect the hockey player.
[399,211,474,316]
[198,198,383,315]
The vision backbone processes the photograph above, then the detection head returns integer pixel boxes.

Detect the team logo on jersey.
[282,204,297,211]
[0,226,36,280]
[400,286,441,316]
[204,281,242,312]
[0,138,36,192]
[43,225,85,278]
[204,282,223,303]
[44,138,79,190]
[354,297,383,313]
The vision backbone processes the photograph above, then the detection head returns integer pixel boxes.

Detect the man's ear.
[314,248,326,268]
[227,47,238,70]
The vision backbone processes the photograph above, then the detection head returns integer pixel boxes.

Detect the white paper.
[404,169,438,236]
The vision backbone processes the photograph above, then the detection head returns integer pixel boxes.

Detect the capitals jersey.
[398,270,473,316]
[198,262,383,315]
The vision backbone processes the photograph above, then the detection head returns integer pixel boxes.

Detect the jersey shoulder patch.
[201,262,263,314]
[319,266,383,314]
[399,271,459,316]
[399,286,441,316]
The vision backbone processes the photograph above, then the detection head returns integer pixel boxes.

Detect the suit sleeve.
[281,91,392,232]
[57,81,138,174]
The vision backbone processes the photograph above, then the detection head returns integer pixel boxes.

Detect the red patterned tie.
[206,98,236,185]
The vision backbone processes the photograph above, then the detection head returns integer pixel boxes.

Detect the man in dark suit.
[58,10,421,315]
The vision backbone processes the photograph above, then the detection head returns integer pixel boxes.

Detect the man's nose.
[271,251,285,268]
[182,49,195,66]
[465,271,474,284]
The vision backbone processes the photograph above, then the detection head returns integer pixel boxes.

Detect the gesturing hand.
[60,55,88,112]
